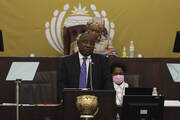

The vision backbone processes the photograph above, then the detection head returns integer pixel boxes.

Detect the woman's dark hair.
[110,62,127,73]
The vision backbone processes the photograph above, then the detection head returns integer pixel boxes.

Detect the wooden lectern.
[63,89,116,120]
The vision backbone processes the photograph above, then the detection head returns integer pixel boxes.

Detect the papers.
[167,63,180,82]
[0,103,61,107]
[164,100,180,107]
[6,62,39,81]
[1,103,35,106]
[36,104,61,106]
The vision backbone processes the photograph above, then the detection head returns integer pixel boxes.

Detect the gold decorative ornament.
[76,95,99,120]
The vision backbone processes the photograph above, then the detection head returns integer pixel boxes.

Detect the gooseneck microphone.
[89,58,94,90]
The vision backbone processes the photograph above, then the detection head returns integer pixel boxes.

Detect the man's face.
[77,34,96,57]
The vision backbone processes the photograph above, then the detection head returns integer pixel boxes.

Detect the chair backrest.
[20,71,57,104]
[63,25,87,55]
[125,74,139,87]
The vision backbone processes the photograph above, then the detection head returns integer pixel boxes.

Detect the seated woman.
[111,62,128,106]
[70,22,117,56]
[93,25,117,56]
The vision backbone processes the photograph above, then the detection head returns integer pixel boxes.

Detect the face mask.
[113,75,124,85]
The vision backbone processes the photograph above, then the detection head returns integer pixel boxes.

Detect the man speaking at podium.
[57,32,113,101]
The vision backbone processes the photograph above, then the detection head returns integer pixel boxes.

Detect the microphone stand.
[16,79,21,120]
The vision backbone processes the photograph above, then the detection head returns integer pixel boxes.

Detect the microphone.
[89,58,94,90]
[89,58,94,65]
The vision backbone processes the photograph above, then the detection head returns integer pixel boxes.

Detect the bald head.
[77,32,96,56]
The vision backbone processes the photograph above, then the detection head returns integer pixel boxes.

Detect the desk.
[0,105,179,120]
[0,105,63,120]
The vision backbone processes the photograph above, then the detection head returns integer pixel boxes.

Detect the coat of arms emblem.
[45,3,115,55]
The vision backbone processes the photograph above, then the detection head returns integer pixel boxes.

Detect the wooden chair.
[63,25,87,55]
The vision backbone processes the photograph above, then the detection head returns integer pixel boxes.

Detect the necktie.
[79,57,87,88]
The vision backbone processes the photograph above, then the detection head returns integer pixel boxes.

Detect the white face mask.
[113,75,124,85]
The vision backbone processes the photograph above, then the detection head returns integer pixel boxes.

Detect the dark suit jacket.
[57,53,114,101]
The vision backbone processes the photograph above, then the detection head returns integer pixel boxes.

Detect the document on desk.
[0,103,61,107]
[36,104,61,106]
[0,103,36,106]
[164,100,180,107]
[167,63,180,82]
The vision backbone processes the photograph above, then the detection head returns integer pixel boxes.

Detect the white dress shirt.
[113,82,129,106]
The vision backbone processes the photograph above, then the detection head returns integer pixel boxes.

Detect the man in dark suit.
[57,32,113,101]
